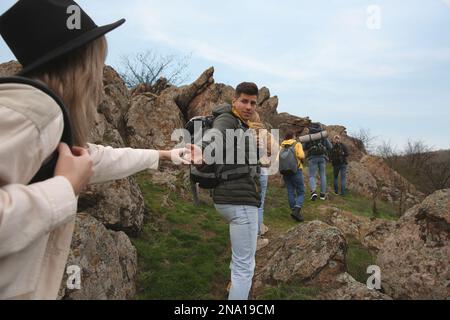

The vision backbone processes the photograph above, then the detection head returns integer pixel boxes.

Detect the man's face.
[333,137,341,144]
[232,93,257,121]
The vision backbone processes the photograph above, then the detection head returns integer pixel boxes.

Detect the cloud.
[129,2,414,83]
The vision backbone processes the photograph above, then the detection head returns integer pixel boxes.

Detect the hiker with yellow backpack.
[279,130,306,222]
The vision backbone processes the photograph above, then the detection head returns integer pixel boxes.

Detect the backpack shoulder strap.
[0,76,74,184]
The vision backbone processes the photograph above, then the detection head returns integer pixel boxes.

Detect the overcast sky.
[1,0,449,150]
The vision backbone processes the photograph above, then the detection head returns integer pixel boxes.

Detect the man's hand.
[54,143,94,196]
[183,144,203,165]
[161,144,204,165]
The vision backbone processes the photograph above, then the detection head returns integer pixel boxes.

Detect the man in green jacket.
[209,82,261,300]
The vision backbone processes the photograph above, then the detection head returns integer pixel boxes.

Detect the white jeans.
[214,204,258,300]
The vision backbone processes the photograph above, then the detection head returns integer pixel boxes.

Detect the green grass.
[346,237,376,283]
[132,168,396,300]
[131,173,230,300]
[333,193,398,221]
[257,282,320,300]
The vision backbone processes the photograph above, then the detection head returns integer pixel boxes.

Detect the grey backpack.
[279,143,299,175]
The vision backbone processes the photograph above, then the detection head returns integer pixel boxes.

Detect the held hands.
[160,144,204,165]
[54,143,93,196]
[185,144,204,165]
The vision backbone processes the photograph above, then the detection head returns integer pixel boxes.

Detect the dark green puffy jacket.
[207,104,261,207]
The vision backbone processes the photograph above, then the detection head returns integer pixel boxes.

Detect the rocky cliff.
[0,61,444,300]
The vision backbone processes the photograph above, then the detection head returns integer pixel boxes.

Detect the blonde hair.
[30,36,108,147]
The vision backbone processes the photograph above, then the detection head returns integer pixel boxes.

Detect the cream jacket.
[0,82,159,300]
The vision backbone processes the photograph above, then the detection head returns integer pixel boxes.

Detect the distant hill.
[383,149,450,195]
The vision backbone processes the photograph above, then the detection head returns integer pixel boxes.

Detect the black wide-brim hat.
[0,0,125,75]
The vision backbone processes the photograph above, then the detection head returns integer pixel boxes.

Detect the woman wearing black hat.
[0,0,200,299]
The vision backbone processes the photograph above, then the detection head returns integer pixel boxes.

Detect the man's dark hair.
[235,82,259,98]
[284,130,295,140]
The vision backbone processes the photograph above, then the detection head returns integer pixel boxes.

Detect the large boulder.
[78,176,146,237]
[89,111,126,148]
[60,213,137,300]
[346,161,378,199]
[319,273,392,300]
[125,93,185,150]
[85,104,146,237]
[187,83,234,119]
[125,68,214,150]
[130,77,173,97]
[98,66,131,137]
[327,207,396,252]
[376,189,450,299]
[253,221,347,296]
[268,112,311,140]
[346,155,424,213]
[360,155,424,211]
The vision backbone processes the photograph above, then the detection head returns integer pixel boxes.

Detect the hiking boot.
[320,193,327,200]
[290,207,304,222]
[310,192,318,201]
[257,237,269,251]
[260,223,269,236]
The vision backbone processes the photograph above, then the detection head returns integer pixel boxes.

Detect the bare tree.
[374,138,449,195]
[402,139,433,175]
[119,50,191,88]
[351,128,378,154]
[376,140,399,167]
[424,160,450,191]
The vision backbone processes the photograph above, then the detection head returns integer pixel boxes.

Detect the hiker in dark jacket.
[303,124,332,201]
[206,82,261,300]
[330,135,349,195]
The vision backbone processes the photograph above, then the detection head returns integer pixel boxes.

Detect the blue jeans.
[333,164,347,195]
[258,173,269,234]
[214,204,258,300]
[283,170,305,209]
[308,156,327,195]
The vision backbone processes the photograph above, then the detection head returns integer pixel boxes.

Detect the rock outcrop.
[254,220,392,300]
[347,155,424,213]
[1,60,445,301]
[326,207,396,252]
[125,67,215,150]
[78,177,146,237]
[187,82,234,119]
[319,273,392,300]
[126,93,185,150]
[60,213,137,300]
[346,161,379,199]
[253,221,347,296]
[0,60,21,76]
[98,66,131,138]
[376,189,450,299]
[360,155,424,210]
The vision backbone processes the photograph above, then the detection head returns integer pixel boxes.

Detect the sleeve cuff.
[146,150,160,170]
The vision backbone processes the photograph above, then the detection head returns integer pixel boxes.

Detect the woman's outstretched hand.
[159,144,203,165]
